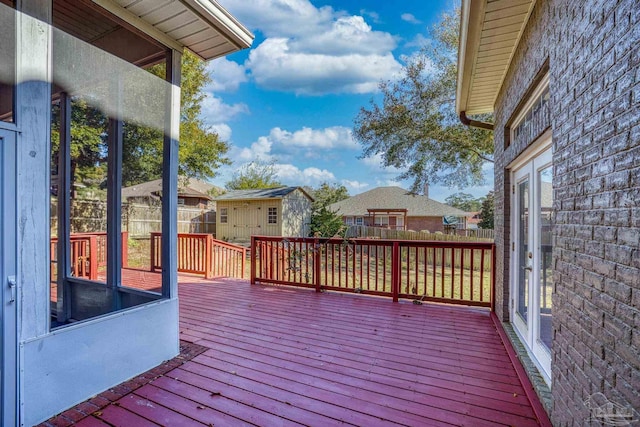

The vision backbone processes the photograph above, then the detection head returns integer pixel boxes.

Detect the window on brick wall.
[507,73,550,148]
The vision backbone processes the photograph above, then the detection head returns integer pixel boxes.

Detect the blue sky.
[203,0,493,202]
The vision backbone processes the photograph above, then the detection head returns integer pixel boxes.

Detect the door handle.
[523,266,533,272]
[7,275,16,303]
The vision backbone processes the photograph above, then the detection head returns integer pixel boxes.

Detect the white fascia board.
[181,0,254,51]
[456,0,486,114]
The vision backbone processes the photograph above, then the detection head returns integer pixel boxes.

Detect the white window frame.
[510,74,550,143]
[219,207,228,224]
[267,207,278,224]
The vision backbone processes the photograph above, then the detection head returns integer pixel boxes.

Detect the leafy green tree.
[225,160,282,190]
[478,191,495,229]
[445,192,482,212]
[308,183,350,237]
[353,8,493,192]
[52,50,231,192]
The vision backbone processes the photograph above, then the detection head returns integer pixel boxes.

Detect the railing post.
[205,234,214,279]
[121,231,128,268]
[241,247,246,279]
[89,236,98,280]
[250,236,256,285]
[314,238,321,293]
[392,241,399,302]
[150,232,158,272]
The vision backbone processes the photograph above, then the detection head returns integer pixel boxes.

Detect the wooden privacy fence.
[151,233,246,279]
[346,225,494,241]
[50,232,129,280]
[251,236,495,308]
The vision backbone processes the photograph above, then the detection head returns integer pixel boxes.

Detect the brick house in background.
[329,186,468,232]
[457,0,639,425]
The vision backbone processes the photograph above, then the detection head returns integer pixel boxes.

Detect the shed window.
[268,207,278,224]
[220,207,228,224]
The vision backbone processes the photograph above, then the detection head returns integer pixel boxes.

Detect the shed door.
[0,129,17,424]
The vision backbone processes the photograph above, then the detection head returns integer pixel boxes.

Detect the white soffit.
[456,0,536,115]
[92,0,254,59]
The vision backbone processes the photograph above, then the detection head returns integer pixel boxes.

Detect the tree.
[478,191,494,229]
[445,192,482,212]
[353,8,493,193]
[51,50,231,193]
[308,183,350,237]
[225,160,282,190]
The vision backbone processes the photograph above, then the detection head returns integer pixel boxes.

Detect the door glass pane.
[538,165,553,351]
[517,179,529,323]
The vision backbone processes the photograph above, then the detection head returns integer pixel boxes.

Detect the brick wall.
[406,217,445,233]
[492,0,640,424]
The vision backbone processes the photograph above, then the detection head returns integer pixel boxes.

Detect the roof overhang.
[92,0,254,60]
[456,0,536,115]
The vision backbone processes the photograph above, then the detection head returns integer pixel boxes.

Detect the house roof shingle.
[214,186,313,201]
[329,186,468,217]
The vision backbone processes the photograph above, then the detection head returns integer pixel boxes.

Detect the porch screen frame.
[53,48,180,326]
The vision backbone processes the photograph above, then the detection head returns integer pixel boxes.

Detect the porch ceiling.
[92,0,254,60]
[456,0,536,115]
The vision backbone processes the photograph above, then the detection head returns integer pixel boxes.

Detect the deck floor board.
[53,277,548,426]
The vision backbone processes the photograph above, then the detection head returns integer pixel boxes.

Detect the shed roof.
[456,0,536,115]
[214,187,314,202]
[329,187,468,217]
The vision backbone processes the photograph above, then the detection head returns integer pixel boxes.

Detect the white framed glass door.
[511,146,553,384]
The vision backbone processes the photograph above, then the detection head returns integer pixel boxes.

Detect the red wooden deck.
[43,278,549,426]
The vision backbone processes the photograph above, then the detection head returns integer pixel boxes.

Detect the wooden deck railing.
[151,233,246,279]
[50,232,129,280]
[251,236,495,307]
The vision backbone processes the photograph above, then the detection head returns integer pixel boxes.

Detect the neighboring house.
[466,211,480,230]
[0,1,252,425]
[457,0,638,424]
[214,187,313,242]
[329,186,468,232]
[122,178,222,209]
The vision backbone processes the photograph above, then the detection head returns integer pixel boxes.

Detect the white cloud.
[274,164,336,186]
[219,0,335,38]
[401,13,422,24]
[404,34,431,49]
[209,123,232,141]
[200,93,249,125]
[205,58,248,92]
[233,136,275,162]
[269,126,357,150]
[230,125,358,164]
[359,9,380,24]
[360,153,403,174]
[222,0,402,95]
[247,38,401,95]
[341,179,369,193]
